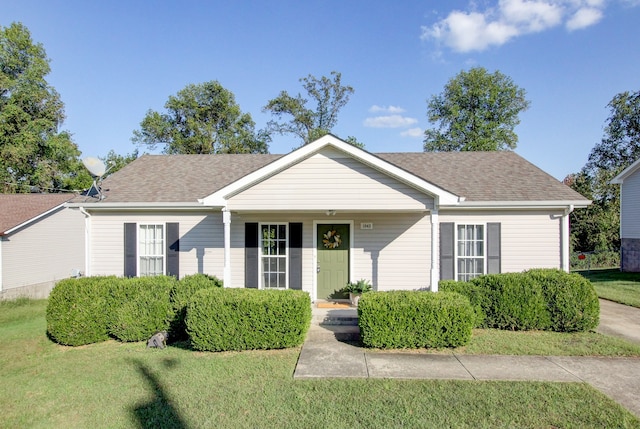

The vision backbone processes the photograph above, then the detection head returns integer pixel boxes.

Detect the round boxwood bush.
[358,291,474,349]
[46,277,114,346]
[525,268,600,332]
[186,288,311,351]
[473,273,551,331]
[106,276,177,342]
[169,273,223,340]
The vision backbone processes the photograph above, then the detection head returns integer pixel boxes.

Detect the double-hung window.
[260,223,288,289]
[457,224,484,281]
[139,224,164,276]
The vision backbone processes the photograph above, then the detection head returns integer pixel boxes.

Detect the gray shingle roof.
[72,151,586,204]
[377,151,585,202]
[0,193,75,235]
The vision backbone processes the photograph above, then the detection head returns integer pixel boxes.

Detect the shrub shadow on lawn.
[128,358,188,429]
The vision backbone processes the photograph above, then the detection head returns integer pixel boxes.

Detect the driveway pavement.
[294,300,640,418]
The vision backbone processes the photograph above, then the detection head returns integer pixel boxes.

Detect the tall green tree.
[568,90,640,252]
[0,22,83,193]
[424,67,530,152]
[132,81,269,154]
[263,71,354,145]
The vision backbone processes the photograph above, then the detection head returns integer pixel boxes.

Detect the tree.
[567,90,640,252]
[424,67,530,152]
[263,71,354,145]
[0,22,83,193]
[132,81,269,154]
[101,149,139,175]
[586,90,640,172]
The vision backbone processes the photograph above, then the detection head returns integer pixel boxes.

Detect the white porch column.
[430,209,440,291]
[222,208,231,287]
[79,207,91,277]
[561,205,573,272]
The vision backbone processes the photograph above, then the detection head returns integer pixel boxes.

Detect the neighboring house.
[611,158,640,272]
[0,194,86,299]
[69,135,590,300]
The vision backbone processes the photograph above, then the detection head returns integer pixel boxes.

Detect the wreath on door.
[323,230,342,249]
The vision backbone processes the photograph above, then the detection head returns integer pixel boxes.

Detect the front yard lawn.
[579,269,640,308]
[2,299,640,428]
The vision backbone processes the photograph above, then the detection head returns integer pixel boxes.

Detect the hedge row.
[439,269,599,332]
[357,291,474,349]
[187,288,311,351]
[46,274,222,346]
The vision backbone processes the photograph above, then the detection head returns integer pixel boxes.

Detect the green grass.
[2,299,640,428]
[578,269,640,308]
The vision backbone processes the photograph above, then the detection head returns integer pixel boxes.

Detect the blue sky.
[3,0,640,180]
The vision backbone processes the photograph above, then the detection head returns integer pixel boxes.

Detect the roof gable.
[200,135,461,206]
[611,158,640,184]
[225,146,436,211]
[0,194,74,235]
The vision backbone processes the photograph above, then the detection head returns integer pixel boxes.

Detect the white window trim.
[137,223,166,277]
[454,223,487,282]
[258,222,289,290]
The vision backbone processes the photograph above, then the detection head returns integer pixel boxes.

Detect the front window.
[457,224,484,281]
[260,224,287,289]
[139,224,164,276]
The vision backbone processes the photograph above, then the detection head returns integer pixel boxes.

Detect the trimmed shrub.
[106,276,177,342]
[525,268,600,332]
[186,288,311,351]
[358,291,474,349]
[170,274,223,339]
[439,280,487,327]
[46,277,113,346]
[472,273,551,331]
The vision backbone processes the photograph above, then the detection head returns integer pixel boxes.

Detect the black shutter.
[440,222,455,280]
[124,223,137,277]
[289,223,303,290]
[166,222,179,278]
[487,223,501,274]
[245,223,259,288]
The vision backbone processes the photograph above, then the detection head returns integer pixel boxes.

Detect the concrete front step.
[312,307,359,326]
[306,324,361,342]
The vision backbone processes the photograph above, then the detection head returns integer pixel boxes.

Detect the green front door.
[317,224,350,299]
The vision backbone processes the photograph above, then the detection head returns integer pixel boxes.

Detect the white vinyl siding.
[230,212,431,294]
[620,170,640,239]
[227,148,434,211]
[441,210,563,272]
[89,211,223,278]
[1,206,85,297]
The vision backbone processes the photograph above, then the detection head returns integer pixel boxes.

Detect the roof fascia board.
[3,203,66,236]
[199,134,461,206]
[443,200,592,210]
[66,202,211,210]
[611,158,640,184]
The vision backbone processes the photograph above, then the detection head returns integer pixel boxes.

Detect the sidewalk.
[294,303,640,418]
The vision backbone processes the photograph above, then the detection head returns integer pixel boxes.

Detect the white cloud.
[400,127,424,138]
[566,7,603,30]
[363,115,418,128]
[422,0,615,53]
[369,105,406,113]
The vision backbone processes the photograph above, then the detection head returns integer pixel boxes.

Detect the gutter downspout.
[222,207,231,287]
[0,235,3,292]
[79,207,91,277]
[561,205,574,272]
[430,203,440,291]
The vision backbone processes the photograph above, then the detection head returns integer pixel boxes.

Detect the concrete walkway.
[294,301,640,418]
